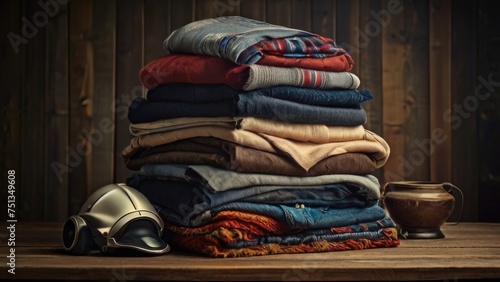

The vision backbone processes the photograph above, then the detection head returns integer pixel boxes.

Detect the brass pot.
[382,181,463,239]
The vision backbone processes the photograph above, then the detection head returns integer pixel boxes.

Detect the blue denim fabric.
[127,175,379,226]
[128,176,375,207]
[228,230,387,248]
[238,95,367,125]
[153,196,387,227]
[146,84,372,107]
[225,216,396,248]
[241,188,377,207]
[128,96,367,125]
[207,202,387,229]
[136,164,381,197]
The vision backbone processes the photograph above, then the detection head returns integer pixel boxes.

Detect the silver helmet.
[62,183,170,255]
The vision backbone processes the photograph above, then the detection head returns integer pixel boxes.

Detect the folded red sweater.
[140,54,360,90]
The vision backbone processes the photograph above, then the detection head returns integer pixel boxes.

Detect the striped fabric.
[240,65,360,90]
[160,210,400,258]
[240,35,348,61]
[163,16,352,68]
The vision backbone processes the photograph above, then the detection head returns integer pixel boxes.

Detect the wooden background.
[1,0,499,222]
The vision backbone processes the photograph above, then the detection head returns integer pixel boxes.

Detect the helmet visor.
[108,219,170,255]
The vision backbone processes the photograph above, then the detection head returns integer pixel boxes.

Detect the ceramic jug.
[382,181,463,239]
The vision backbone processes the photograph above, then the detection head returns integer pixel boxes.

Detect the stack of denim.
[123,16,399,257]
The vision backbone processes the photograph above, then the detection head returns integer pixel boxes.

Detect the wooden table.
[1,222,500,281]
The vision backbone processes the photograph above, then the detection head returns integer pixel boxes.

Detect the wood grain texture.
[450,0,478,222]
[170,0,194,30]
[336,0,359,76]
[68,0,93,215]
[241,0,266,21]
[381,0,406,182]
[19,1,47,220]
[144,0,170,65]
[476,0,500,223]
[3,222,500,281]
[195,0,219,19]
[290,0,311,31]
[89,0,116,193]
[429,0,452,183]
[358,0,384,182]
[266,0,291,26]
[114,0,144,184]
[311,0,336,39]
[0,0,22,221]
[401,0,430,181]
[44,1,69,221]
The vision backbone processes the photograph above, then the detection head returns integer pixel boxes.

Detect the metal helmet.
[62,183,170,255]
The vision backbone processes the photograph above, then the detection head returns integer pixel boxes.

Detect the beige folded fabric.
[260,129,390,169]
[122,125,389,171]
[237,117,366,143]
[129,117,238,136]
[129,116,366,143]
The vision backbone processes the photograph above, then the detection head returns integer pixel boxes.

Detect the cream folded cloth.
[130,116,366,143]
[123,120,389,171]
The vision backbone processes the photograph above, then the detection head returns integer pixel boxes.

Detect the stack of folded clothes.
[123,16,400,258]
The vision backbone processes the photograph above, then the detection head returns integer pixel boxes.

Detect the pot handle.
[442,182,464,226]
[382,182,394,195]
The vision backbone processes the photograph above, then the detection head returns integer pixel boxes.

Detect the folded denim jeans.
[154,199,387,228]
[127,176,381,227]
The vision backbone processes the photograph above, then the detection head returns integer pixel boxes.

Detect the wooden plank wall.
[476,0,500,223]
[1,0,496,222]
